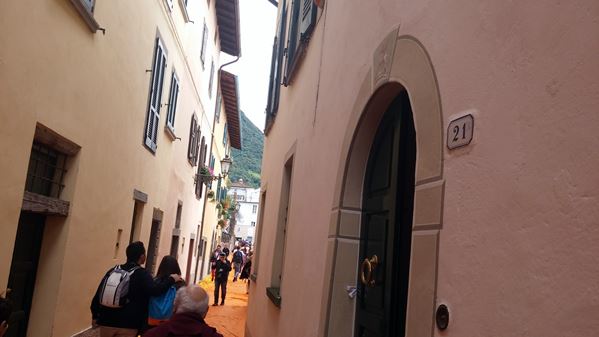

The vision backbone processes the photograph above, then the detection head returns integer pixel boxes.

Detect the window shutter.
[194,128,201,164]
[208,60,215,97]
[201,22,208,65]
[82,0,95,12]
[188,115,197,164]
[215,93,222,121]
[284,0,299,85]
[300,0,317,41]
[199,137,206,167]
[145,39,167,152]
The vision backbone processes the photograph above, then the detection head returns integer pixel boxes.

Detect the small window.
[251,221,256,227]
[208,60,215,98]
[252,205,258,214]
[223,123,228,147]
[215,93,222,122]
[25,143,68,199]
[165,71,180,135]
[200,21,208,67]
[144,37,168,153]
[165,0,174,10]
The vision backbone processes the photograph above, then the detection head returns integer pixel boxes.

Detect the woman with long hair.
[147,256,186,328]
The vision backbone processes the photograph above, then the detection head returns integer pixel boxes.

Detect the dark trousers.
[214,278,227,303]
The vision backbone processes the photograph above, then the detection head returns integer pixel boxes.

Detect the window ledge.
[266,287,281,307]
[165,125,177,141]
[70,0,100,33]
[178,0,192,23]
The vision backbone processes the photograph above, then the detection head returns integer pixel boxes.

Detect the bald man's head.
[174,285,210,318]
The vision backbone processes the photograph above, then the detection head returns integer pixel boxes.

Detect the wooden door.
[186,238,195,279]
[6,212,46,337]
[355,91,417,337]
[146,219,162,275]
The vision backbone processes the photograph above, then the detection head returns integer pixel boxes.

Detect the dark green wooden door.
[355,91,417,337]
[6,212,46,337]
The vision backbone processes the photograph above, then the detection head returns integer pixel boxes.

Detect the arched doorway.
[355,90,416,337]
[320,32,444,337]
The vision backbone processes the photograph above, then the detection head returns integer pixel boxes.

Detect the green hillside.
[229,111,264,188]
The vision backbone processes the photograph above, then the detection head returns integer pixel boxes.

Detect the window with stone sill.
[70,0,100,32]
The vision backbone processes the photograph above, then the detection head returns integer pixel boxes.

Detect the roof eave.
[220,70,242,150]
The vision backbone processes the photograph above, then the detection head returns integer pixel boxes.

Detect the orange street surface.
[199,274,249,337]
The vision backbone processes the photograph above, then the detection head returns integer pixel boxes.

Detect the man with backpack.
[91,241,183,337]
[231,247,244,282]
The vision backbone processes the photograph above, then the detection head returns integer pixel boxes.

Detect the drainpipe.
[194,56,240,283]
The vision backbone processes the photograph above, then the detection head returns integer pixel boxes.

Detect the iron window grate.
[25,143,67,198]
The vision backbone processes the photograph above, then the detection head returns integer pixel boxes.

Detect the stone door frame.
[319,29,445,337]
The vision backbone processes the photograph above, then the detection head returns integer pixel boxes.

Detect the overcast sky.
[222,0,277,132]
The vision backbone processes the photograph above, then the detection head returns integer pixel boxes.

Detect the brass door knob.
[360,255,379,287]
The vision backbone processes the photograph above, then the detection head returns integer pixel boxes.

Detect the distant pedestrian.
[240,252,252,294]
[91,242,183,337]
[213,253,231,306]
[232,247,244,282]
[0,296,12,337]
[210,245,222,281]
[148,256,186,328]
[222,246,230,257]
[143,285,223,337]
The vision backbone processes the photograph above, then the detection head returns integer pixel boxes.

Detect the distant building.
[246,1,599,337]
[228,179,260,243]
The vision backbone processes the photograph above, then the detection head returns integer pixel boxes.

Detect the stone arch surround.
[318,29,445,337]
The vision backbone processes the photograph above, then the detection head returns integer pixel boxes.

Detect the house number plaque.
[447,114,474,150]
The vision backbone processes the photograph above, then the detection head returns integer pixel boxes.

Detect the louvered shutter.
[199,137,206,167]
[145,39,167,152]
[194,128,201,164]
[265,37,278,117]
[188,115,197,164]
[299,0,317,41]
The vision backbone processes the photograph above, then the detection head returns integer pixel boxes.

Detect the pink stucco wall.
[248,1,599,337]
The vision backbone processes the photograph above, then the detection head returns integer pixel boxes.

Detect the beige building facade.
[0,0,239,336]
[247,1,599,337]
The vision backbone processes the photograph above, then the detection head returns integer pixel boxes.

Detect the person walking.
[222,246,230,258]
[210,245,222,281]
[147,256,186,328]
[142,285,223,337]
[91,241,183,337]
[231,247,244,282]
[240,251,252,294]
[213,253,231,306]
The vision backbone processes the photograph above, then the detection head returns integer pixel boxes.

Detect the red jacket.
[143,312,223,337]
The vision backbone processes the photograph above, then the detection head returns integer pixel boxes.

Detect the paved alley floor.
[199,274,249,337]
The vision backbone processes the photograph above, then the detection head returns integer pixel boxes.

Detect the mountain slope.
[229,111,264,188]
